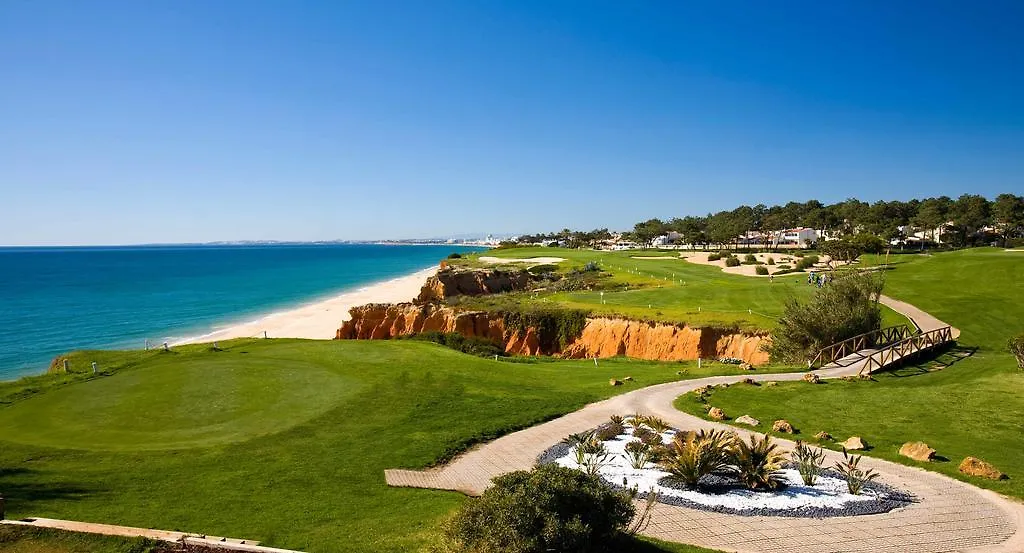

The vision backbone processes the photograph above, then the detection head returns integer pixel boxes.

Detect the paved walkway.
[385,297,1022,553]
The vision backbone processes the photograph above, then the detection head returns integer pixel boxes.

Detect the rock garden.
[538,414,914,518]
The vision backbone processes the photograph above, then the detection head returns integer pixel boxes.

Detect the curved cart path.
[386,296,1021,553]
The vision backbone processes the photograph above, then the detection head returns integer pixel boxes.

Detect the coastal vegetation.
[0,339,744,553]
[675,248,1024,499]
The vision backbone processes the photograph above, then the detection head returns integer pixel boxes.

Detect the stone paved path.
[385,296,1022,553]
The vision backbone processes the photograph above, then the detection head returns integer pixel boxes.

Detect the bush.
[833,450,879,495]
[659,429,733,488]
[527,264,559,275]
[776,264,792,270]
[447,252,462,259]
[730,434,787,491]
[792,441,826,486]
[501,308,589,351]
[406,332,505,358]
[582,261,600,272]
[725,257,741,267]
[794,255,820,271]
[755,266,769,275]
[767,257,775,265]
[597,422,625,441]
[438,465,636,553]
[767,272,884,363]
[1010,334,1024,370]
[707,253,722,261]
[743,254,758,265]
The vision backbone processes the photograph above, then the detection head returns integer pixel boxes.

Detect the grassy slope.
[0,339,738,553]
[676,248,1024,499]
[459,247,909,331]
[0,526,163,553]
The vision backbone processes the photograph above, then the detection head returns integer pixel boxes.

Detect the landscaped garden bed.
[538,415,914,518]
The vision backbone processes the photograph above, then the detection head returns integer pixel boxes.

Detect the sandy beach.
[175,267,436,344]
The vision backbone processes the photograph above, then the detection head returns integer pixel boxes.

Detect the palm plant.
[730,434,787,491]
[658,429,734,488]
[791,440,826,486]
[624,440,653,470]
[610,414,625,425]
[579,438,612,476]
[629,413,649,429]
[834,449,879,495]
[645,416,671,434]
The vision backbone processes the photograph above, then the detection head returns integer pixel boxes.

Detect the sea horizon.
[0,243,486,381]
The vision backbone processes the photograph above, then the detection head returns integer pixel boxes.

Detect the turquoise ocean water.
[0,244,485,380]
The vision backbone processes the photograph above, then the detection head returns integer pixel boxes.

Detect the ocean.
[0,243,485,380]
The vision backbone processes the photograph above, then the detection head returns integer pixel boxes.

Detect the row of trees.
[621,194,1024,249]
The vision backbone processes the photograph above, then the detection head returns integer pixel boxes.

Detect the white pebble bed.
[553,426,883,512]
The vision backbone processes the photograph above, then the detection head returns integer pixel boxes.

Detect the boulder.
[958,457,1007,480]
[814,431,834,441]
[841,436,867,450]
[802,373,821,384]
[899,441,937,462]
[772,419,795,433]
[623,376,634,382]
[693,385,713,396]
[609,379,622,386]
[735,415,760,426]
[764,381,779,387]
[708,407,726,420]
[739,362,754,371]
[740,377,758,386]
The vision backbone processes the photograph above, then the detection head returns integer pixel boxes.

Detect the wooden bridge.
[858,325,955,376]
[807,324,915,368]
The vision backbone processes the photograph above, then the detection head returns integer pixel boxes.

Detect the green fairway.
[0,339,740,553]
[458,247,910,330]
[676,248,1024,499]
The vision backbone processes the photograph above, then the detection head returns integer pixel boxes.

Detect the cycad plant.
[645,416,671,434]
[730,434,787,491]
[659,429,734,488]
[609,414,625,425]
[791,440,826,486]
[579,437,612,476]
[834,449,879,495]
[629,413,649,429]
[624,440,654,470]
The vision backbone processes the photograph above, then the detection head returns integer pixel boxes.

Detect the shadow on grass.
[0,467,99,512]
[882,344,977,378]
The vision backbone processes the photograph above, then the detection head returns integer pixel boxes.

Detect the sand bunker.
[684,252,831,277]
[478,256,565,264]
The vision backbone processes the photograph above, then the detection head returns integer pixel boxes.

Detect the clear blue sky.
[2,1,1022,245]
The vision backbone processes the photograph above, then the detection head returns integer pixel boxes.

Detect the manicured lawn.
[0,339,739,552]
[458,247,910,330]
[676,248,1024,499]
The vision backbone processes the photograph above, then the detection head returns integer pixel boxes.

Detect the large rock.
[609,378,623,387]
[899,441,937,462]
[841,436,867,450]
[958,457,1007,480]
[708,407,726,421]
[814,431,834,441]
[802,373,821,384]
[772,419,795,433]
[735,415,760,426]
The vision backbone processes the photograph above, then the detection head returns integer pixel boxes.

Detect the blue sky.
[1,1,1022,245]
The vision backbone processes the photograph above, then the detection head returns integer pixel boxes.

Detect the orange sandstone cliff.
[416,268,534,303]
[337,303,770,365]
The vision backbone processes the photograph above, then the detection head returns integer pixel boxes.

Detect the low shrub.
[755,266,769,275]
[731,434,787,491]
[1009,333,1024,369]
[624,441,654,470]
[744,254,758,264]
[582,261,600,272]
[794,255,819,271]
[794,251,805,258]
[834,449,879,495]
[725,257,741,267]
[707,253,722,261]
[437,464,636,553]
[528,264,559,275]
[776,264,792,270]
[597,422,625,441]
[406,332,505,358]
[791,441,826,486]
[767,257,775,265]
[659,429,734,488]
[446,252,462,259]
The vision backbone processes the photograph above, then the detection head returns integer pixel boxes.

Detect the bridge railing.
[807,325,915,368]
[858,326,955,376]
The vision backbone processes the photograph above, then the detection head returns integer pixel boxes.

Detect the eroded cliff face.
[337,304,770,364]
[416,268,533,303]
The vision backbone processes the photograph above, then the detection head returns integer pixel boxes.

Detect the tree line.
[513,194,1024,250]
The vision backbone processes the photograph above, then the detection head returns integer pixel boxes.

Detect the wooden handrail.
[807,325,914,368]
[858,326,954,376]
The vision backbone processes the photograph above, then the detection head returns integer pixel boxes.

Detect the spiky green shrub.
[596,423,625,441]
[707,253,722,261]
[791,441,826,486]
[729,434,787,491]
[755,266,769,275]
[659,429,735,488]
[437,464,636,553]
[744,254,758,265]
[628,413,648,428]
[645,417,670,434]
[725,257,741,267]
[624,440,654,470]
[767,272,884,363]
[834,449,879,495]
[609,415,624,425]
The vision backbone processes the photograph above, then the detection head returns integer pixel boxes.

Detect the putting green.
[0,353,356,451]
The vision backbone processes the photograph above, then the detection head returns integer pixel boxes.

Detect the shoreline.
[174,266,437,345]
